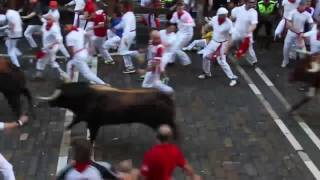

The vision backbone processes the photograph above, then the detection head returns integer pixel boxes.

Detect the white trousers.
[24,25,42,48]
[283,32,300,65]
[0,153,15,180]
[58,42,70,58]
[92,35,110,61]
[5,38,21,67]
[118,32,136,68]
[142,72,174,94]
[73,13,86,29]
[173,32,193,65]
[67,51,105,84]
[202,41,237,79]
[36,45,61,71]
[185,39,207,50]
[103,30,121,61]
[231,32,258,65]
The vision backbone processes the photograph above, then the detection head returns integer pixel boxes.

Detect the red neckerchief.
[297,8,305,13]
[71,26,79,31]
[288,0,296,3]
[46,22,53,31]
[218,17,226,25]
[74,161,91,173]
[177,11,184,19]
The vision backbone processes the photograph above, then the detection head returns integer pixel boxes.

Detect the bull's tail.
[22,88,35,118]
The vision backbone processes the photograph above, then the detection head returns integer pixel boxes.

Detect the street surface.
[0,26,320,180]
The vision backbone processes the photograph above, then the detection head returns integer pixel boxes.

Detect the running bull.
[289,53,320,112]
[0,58,33,117]
[37,82,178,142]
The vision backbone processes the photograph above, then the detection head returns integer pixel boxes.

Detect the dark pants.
[255,18,274,49]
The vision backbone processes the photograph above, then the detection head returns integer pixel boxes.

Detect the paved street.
[0,27,320,180]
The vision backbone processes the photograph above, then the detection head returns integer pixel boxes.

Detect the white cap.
[216,7,229,15]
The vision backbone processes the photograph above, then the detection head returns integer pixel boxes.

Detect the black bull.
[289,54,320,111]
[37,82,178,141]
[0,59,33,117]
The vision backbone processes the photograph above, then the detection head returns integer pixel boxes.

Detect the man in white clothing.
[170,2,195,66]
[65,0,86,28]
[159,22,177,67]
[34,15,65,79]
[142,30,174,94]
[275,0,301,38]
[114,0,137,74]
[42,1,70,58]
[230,0,259,66]
[199,7,238,87]
[0,7,23,67]
[282,0,314,67]
[302,21,320,53]
[65,25,106,84]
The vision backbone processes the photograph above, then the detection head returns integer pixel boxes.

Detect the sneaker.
[251,62,258,68]
[105,60,115,65]
[197,74,211,79]
[197,50,204,54]
[137,75,145,81]
[182,47,190,51]
[281,61,288,68]
[122,67,136,74]
[229,79,238,87]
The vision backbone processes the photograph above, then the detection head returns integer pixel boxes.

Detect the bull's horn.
[37,89,62,101]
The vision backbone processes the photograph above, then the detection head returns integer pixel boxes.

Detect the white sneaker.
[281,61,288,68]
[198,74,211,79]
[229,79,238,87]
[182,47,190,51]
[197,50,204,54]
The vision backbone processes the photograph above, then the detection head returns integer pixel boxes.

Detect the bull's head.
[36,82,93,112]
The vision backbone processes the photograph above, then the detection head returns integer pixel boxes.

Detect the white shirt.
[209,16,233,42]
[42,22,62,49]
[0,14,6,25]
[170,10,195,35]
[282,0,301,19]
[67,0,86,11]
[43,9,60,22]
[160,29,176,52]
[304,28,320,53]
[287,9,313,34]
[5,9,22,38]
[232,5,258,37]
[114,11,136,37]
[66,28,86,52]
[65,166,105,180]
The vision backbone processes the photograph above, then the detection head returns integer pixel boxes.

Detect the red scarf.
[71,26,78,31]
[218,17,226,25]
[236,37,251,59]
[177,11,184,19]
[46,21,53,31]
[288,0,296,3]
[74,161,91,173]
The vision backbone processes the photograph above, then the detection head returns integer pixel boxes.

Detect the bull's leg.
[4,93,21,117]
[290,97,312,112]
[88,125,100,144]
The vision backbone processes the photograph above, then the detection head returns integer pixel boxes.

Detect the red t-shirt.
[140,143,187,180]
[93,12,107,37]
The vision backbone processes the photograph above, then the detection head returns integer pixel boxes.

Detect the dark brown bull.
[37,82,178,142]
[289,54,320,111]
[0,58,33,117]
